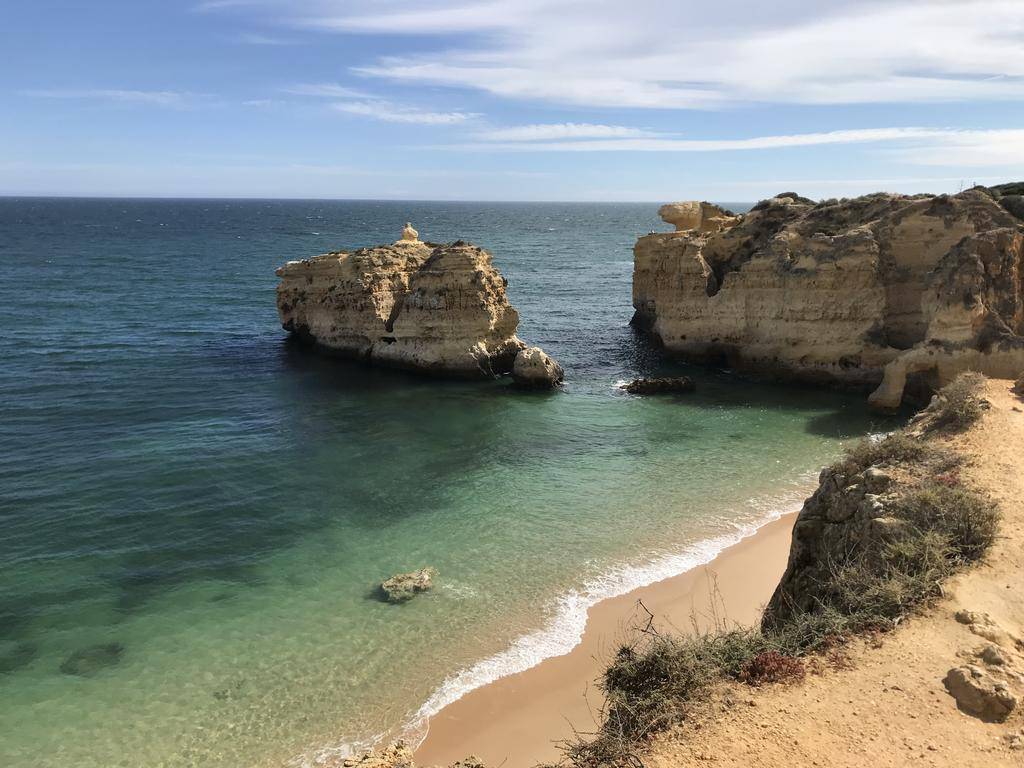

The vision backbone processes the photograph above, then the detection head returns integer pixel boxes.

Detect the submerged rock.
[633,187,1024,409]
[0,642,37,675]
[621,376,696,395]
[59,642,125,677]
[334,741,483,768]
[341,741,415,768]
[380,568,436,603]
[511,346,564,389]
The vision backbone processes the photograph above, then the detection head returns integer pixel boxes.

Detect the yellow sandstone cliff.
[276,229,562,385]
[632,187,1024,408]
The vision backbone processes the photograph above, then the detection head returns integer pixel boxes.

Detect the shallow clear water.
[0,199,894,767]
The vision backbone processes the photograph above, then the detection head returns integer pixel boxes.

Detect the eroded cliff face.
[276,233,559,382]
[632,188,1024,408]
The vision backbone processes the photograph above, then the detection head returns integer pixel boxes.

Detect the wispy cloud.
[286,81,478,124]
[333,101,478,125]
[284,83,371,98]
[455,127,955,152]
[448,126,1024,168]
[235,31,293,45]
[213,0,1024,109]
[890,129,1024,166]
[475,123,660,141]
[25,89,196,107]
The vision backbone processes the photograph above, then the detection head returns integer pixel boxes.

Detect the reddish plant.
[739,651,806,686]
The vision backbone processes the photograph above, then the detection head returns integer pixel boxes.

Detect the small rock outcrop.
[511,346,564,389]
[633,187,1024,409]
[380,568,436,603]
[657,202,738,233]
[328,741,484,768]
[943,665,1018,722]
[621,376,696,395]
[277,227,562,381]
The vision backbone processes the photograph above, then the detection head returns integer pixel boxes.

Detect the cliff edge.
[276,227,562,385]
[632,187,1024,408]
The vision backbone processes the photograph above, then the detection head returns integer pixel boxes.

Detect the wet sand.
[415,512,798,768]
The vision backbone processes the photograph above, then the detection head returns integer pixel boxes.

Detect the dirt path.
[645,379,1024,768]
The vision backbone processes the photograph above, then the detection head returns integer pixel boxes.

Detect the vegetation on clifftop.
[555,374,999,768]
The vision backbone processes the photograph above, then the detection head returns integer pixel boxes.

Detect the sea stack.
[631,186,1024,409]
[276,226,563,384]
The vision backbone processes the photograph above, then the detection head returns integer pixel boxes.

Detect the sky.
[3,0,1024,201]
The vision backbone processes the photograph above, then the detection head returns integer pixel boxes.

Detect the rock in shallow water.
[621,377,696,395]
[511,346,564,389]
[380,568,436,603]
[59,642,125,676]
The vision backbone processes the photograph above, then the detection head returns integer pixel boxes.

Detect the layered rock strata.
[632,188,1024,408]
[277,229,561,383]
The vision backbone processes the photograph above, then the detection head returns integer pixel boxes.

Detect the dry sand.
[415,513,798,767]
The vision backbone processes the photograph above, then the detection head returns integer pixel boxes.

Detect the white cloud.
[452,127,956,152]
[284,83,371,98]
[446,126,1024,169]
[891,129,1024,166]
[475,123,659,141]
[235,31,293,45]
[25,89,194,107]
[216,0,1024,109]
[333,101,478,125]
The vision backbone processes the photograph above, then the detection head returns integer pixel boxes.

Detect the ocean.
[0,198,892,767]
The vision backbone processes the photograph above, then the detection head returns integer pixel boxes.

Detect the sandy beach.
[415,512,798,768]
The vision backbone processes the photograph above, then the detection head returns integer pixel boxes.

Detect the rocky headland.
[276,226,562,386]
[632,186,1024,409]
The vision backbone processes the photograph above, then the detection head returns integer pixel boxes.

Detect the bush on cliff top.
[556,379,999,768]
[921,372,988,433]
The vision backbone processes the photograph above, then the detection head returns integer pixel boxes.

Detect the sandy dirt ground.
[644,378,1024,768]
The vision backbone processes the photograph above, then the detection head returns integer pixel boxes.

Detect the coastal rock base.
[511,346,564,388]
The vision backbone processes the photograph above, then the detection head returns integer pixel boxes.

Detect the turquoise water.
[0,199,892,767]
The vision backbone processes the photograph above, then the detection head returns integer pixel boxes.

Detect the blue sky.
[3,0,1024,201]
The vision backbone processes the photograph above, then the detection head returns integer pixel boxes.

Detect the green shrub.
[834,432,930,475]
[891,486,999,563]
[925,372,987,433]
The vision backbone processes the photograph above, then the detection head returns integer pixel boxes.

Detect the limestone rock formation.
[511,346,564,388]
[943,665,1018,722]
[657,202,738,233]
[276,230,562,380]
[633,187,1024,408]
[380,568,436,603]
